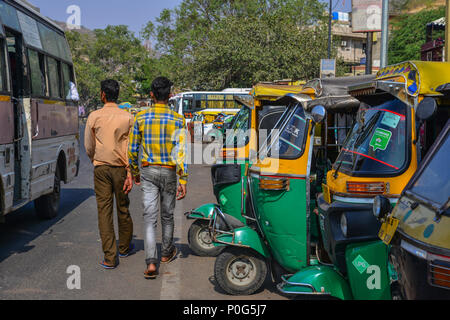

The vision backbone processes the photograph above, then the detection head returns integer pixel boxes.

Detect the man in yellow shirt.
[128,77,188,279]
[85,79,135,269]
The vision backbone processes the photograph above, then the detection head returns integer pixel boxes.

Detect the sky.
[29,0,351,34]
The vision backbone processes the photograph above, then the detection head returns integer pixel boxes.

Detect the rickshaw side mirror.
[373,196,392,222]
[416,97,437,122]
[311,105,327,124]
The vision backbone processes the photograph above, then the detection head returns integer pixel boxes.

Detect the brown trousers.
[94,165,133,265]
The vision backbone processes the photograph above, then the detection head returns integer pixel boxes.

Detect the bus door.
[0,33,15,213]
[5,29,27,203]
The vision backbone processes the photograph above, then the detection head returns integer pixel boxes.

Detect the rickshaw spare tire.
[214,247,268,296]
[188,220,224,257]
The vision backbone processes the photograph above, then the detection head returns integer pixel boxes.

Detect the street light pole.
[328,0,332,59]
[380,0,389,67]
[446,0,450,62]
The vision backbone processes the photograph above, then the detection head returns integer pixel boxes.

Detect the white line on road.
[159,200,184,300]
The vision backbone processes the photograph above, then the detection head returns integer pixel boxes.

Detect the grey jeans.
[141,166,177,265]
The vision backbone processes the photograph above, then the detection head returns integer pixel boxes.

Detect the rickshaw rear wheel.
[188,220,224,257]
[214,247,267,296]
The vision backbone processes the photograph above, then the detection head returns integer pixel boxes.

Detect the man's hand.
[133,175,141,186]
[123,175,133,195]
[177,183,187,201]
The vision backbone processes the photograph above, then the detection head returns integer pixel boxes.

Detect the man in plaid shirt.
[128,77,188,279]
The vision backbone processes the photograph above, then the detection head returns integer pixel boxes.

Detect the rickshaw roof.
[303,75,376,98]
[350,61,450,97]
[250,83,304,100]
[297,75,376,111]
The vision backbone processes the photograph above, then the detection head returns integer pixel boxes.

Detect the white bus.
[0,0,79,221]
[170,90,251,123]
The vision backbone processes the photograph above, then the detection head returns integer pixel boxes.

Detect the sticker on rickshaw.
[370,128,392,151]
[322,184,332,204]
[378,215,400,245]
[381,113,401,129]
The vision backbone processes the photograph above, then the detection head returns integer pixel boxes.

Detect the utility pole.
[380,0,389,68]
[446,0,450,62]
[366,32,373,74]
[328,0,332,59]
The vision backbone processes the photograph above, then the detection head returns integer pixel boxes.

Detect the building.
[421,17,445,62]
[332,12,381,75]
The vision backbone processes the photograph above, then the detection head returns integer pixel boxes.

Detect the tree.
[67,25,153,112]
[388,6,445,64]
[150,0,338,90]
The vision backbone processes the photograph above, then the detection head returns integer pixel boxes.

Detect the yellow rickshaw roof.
[376,61,450,96]
[250,83,304,100]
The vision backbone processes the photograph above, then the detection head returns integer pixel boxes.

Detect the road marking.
[159,200,184,300]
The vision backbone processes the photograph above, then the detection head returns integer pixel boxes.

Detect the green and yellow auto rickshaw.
[185,84,305,256]
[210,76,373,295]
[373,121,450,300]
[280,61,450,300]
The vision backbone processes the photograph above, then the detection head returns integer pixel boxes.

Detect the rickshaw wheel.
[188,220,224,257]
[214,247,267,296]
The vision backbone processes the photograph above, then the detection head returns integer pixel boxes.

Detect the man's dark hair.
[151,77,173,102]
[101,79,120,103]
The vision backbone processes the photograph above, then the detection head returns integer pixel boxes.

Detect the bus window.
[62,62,75,100]
[0,1,20,31]
[0,39,7,92]
[6,30,29,97]
[47,56,61,99]
[28,49,47,97]
[38,23,60,58]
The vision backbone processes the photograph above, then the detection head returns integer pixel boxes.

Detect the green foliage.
[388,6,445,64]
[67,25,155,111]
[68,0,345,107]
[151,0,339,90]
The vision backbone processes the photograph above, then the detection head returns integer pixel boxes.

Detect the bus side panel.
[0,98,14,144]
[0,143,15,215]
[30,135,79,200]
[0,96,15,214]
[33,101,78,139]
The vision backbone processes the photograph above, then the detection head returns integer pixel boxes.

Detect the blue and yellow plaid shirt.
[128,104,188,184]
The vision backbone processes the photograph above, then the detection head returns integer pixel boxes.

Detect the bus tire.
[35,165,61,220]
[214,247,268,296]
[188,220,224,257]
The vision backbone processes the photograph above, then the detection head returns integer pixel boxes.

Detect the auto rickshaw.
[373,120,450,300]
[210,76,373,295]
[185,84,305,257]
[279,61,450,300]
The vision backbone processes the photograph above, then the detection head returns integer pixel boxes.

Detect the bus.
[0,0,79,221]
[170,90,251,123]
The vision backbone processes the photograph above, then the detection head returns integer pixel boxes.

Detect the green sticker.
[219,194,228,206]
[381,112,401,129]
[352,255,370,274]
[370,128,392,151]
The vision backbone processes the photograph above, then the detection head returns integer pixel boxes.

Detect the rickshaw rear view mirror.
[311,105,326,123]
[416,97,437,121]
[373,195,391,222]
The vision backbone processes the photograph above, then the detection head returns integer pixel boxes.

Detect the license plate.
[378,216,400,245]
[322,184,332,204]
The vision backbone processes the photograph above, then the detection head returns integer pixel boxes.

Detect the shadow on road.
[0,188,94,263]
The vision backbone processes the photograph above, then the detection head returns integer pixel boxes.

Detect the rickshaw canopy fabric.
[250,83,304,101]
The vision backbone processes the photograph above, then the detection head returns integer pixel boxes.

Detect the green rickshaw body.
[279,240,391,300]
[250,173,309,272]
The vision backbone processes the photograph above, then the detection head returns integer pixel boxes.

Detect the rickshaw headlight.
[340,214,348,238]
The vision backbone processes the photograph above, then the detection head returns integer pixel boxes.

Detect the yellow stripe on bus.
[0,95,11,102]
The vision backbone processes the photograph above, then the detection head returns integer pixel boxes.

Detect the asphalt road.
[0,125,286,300]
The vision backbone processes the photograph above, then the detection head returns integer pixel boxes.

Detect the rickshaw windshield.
[267,104,308,159]
[334,98,408,175]
[225,106,250,147]
[409,130,450,212]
